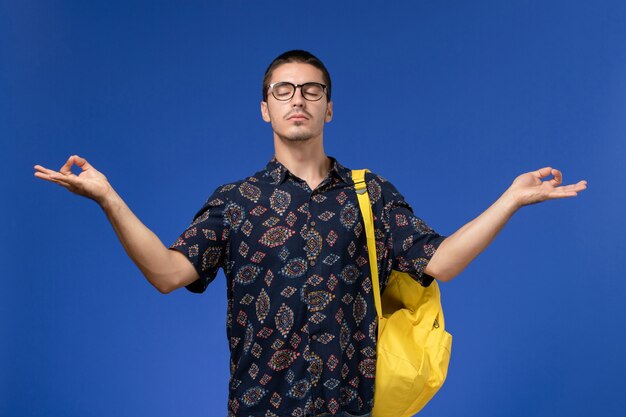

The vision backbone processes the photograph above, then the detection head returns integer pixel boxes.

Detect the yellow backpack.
[352,169,452,417]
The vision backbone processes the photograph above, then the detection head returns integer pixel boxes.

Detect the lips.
[287,113,309,120]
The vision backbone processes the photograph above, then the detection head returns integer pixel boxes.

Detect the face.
[261,62,333,143]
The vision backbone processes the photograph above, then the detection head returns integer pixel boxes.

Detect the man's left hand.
[505,167,587,208]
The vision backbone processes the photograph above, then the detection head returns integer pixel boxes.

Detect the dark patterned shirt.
[170,157,446,417]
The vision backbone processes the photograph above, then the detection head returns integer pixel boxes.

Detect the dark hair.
[262,50,332,102]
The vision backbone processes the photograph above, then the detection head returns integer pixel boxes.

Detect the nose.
[291,86,306,107]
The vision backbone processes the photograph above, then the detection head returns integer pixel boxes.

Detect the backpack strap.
[352,169,383,320]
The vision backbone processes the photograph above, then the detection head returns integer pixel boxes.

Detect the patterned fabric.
[170,157,446,417]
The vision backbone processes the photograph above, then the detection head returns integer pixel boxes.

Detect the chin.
[285,134,314,142]
[279,128,316,142]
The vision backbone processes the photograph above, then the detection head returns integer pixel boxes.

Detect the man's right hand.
[34,155,200,293]
[34,155,113,204]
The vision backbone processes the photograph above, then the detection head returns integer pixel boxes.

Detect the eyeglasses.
[268,82,327,102]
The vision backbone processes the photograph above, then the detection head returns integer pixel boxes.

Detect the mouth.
[287,113,309,121]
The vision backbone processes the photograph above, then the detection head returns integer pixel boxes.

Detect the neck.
[273,134,330,190]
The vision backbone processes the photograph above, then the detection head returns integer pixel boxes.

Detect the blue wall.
[2,1,625,416]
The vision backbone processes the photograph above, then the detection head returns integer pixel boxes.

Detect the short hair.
[262,50,332,102]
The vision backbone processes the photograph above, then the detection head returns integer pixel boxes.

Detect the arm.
[34,155,199,293]
[425,167,587,282]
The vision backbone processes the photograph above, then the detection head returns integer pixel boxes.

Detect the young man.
[34,50,587,417]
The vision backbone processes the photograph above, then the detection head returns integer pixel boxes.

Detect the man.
[34,50,587,417]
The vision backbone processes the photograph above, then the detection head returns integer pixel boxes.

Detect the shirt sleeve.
[374,175,447,287]
[169,186,231,293]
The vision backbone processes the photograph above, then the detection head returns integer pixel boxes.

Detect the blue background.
[2,1,625,416]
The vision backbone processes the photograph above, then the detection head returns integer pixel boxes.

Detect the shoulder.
[192,173,257,220]
[202,180,242,206]
[203,168,269,206]
[362,170,408,205]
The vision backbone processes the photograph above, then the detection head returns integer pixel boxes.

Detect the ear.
[324,101,333,122]
[260,100,271,123]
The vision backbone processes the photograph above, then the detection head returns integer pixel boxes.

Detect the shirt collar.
[263,156,352,186]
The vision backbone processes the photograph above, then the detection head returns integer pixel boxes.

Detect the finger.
[549,181,589,198]
[557,184,581,193]
[549,191,578,199]
[34,171,73,188]
[59,155,77,175]
[35,170,61,182]
[534,167,553,179]
[72,155,93,172]
[48,170,81,186]
[51,177,73,188]
[34,168,64,181]
[34,165,60,176]
[34,171,55,181]
[549,169,562,186]
[556,180,587,192]
[574,180,588,191]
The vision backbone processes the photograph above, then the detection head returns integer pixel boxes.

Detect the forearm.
[99,189,196,293]
[428,189,520,281]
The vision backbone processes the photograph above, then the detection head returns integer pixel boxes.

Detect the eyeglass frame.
[268,81,328,102]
